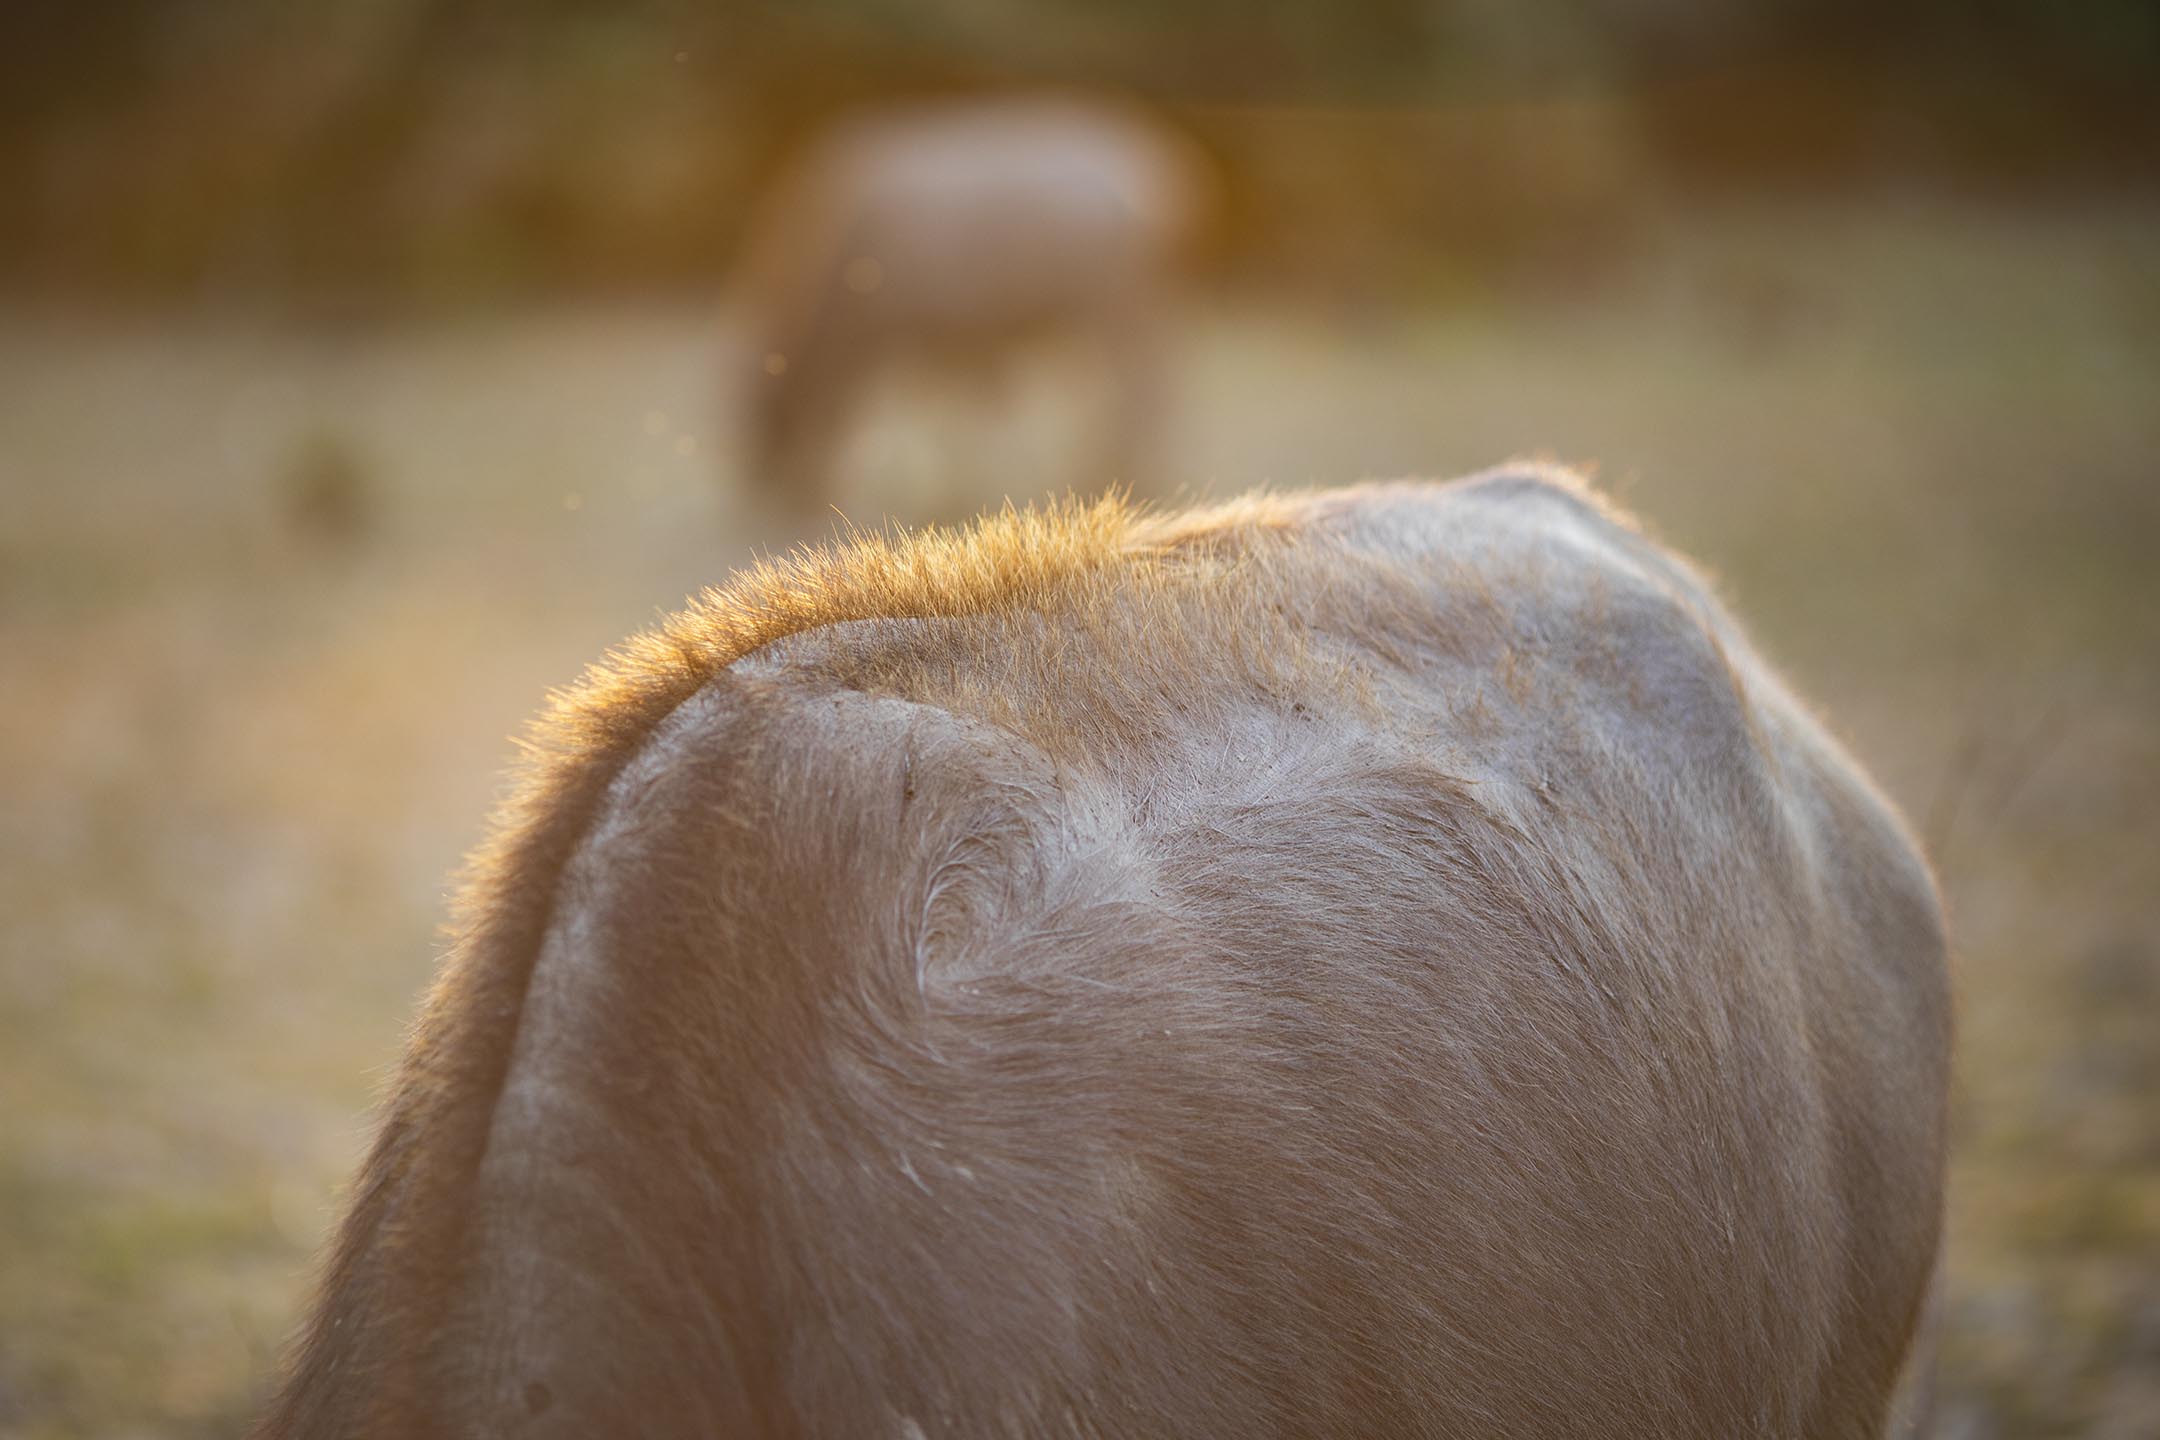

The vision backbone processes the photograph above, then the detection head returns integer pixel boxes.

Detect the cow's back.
[257,469,1949,1438]
[739,97,1202,353]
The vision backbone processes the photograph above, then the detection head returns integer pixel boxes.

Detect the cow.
[727,95,1210,517]
[255,466,1950,1438]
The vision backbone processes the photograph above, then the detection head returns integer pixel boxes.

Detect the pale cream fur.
[257,468,1951,1438]
[731,96,1209,509]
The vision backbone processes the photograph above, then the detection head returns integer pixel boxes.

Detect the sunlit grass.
[0,198,2154,1436]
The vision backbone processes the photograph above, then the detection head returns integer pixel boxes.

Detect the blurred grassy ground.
[0,196,2155,1437]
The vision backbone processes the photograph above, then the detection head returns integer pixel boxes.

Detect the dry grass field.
[0,199,2154,1437]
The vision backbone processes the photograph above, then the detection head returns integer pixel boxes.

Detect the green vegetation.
[3,0,2154,304]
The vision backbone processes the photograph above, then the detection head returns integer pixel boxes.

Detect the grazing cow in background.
[255,466,1950,1439]
[729,95,1211,517]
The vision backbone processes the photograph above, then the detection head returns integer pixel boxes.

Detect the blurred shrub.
[0,0,2153,306]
